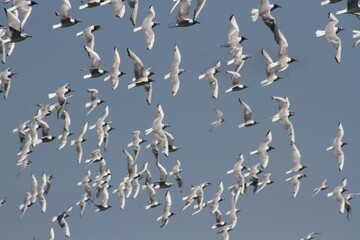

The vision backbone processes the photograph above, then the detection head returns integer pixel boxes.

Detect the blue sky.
[0,0,360,239]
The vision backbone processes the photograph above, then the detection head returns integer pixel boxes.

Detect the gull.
[198,60,220,99]
[110,0,125,18]
[326,122,347,171]
[19,192,32,218]
[154,159,174,189]
[260,49,282,86]
[85,149,104,165]
[52,206,72,237]
[182,182,210,212]
[286,141,307,174]
[164,44,185,96]
[38,173,47,213]
[221,15,247,52]
[48,83,73,106]
[245,163,263,193]
[316,12,343,63]
[225,70,247,93]
[227,49,251,73]
[85,88,104,116]
[321,0,342,5]
[344,192,360,220]
[127,130,146,160]
[6,0,38,29]
[157,191,175,228]
[53,0,81,29]
[164,130,180,153]
[227,154,246,195]
[285,173,307,198]
[57,111,72,150]
[77,170,93,201]
[13,120,30,150]
[35,103,52,119]
[0,67,16,100]
[272,28,297,71]
[250,130,274,168]
[312,179,329,197]
[336,0,360,14]
[225,191,241,230]
[327,178,347,214]
[36,117,55,143]
[255,0,281,43]
[70,122,88,164]
[125,0,139,25]
[144,182,161,209]
[133,6,159,50]
[123,149,138,181]
[82,45,108,79]
[104,47,125,90]
[95,182,112,212]
[255,173,273,194]
[271,96,295,142]
[169,159,183,193]
[89,106,110,147]
[79,0,110,10]
[76,24,102,50]
[238,98,258,128]
[169,0,200,27]
[29,119,42,147]
[30,173,38,205]
[251,0,281,22]
[3,9,31,44]
[76,193,90,217]
[209,109,224,132]
[113,178,127,209]
[211,209,226,229]
[208,181,224,214]
[103,121,114,152]
[299,232,321,240]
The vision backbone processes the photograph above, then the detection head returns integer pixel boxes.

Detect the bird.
[127,130,146,160]
[344,192,360,220]
[0,198,6,208]
[336,0,360,15]
[0,67,16,100]
[70,122,88,164]
[286,141,307,174]
[272,28,297,71]
[260,49,282,86]
[251,0,281,22]
[208,181,224,214]
[209,109,224,132]
[53,0,81,29]
[315,12,343,63]
[76,24,102,50]
[89,105,110,147]
[133,6,159,50]
[19,192,32,218]
[312,179,329,197]
[6,0,38,29]
[164,44,185,96]
[82,45,108,79]
[249,130,274,169]
[85,88,104,115]
[326,122,347,171]
[95,182,112,212]
[51,206,72,237]
[211,209,227,229]
[154,158,174,189]
[112,178,128,210]
[125,0,139,26]
[109,0,125,18]
[157,191,175,228]
[327,178,347,214]
[144,182,161,209]
[198,60,220,99]
[3,9,31,44]
[238,98,258,128]
[227,154,246,195]
[255,173,274,194]
[224,70,247,93]
[299,232,321,240]
[104,47,125,90]
[245,163,263,193]
[285,173,307,198]
[271,96,295,142]
[76,193,90,217]
[221,15,247,52]
[77,169,93,201]
[169,0,200,27]
[169,160,183,193]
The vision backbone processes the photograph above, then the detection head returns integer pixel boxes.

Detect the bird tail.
[133,26,142,32]
[320,0,329,5]
[315,30,326,37]
[251,9,259,22]
[249,149,258,155]
[52,23,62,29]
[164,73,170,79]
[104,75,110,81]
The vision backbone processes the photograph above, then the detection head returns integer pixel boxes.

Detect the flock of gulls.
[0,0,359,240]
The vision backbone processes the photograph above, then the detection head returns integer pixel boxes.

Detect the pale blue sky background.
[1,0,360,239]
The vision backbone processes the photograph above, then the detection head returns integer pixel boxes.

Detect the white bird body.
[285,173,307,198]
[164,44,184,96]
[198,61,220,99]
[238,98,258,128]
[133,6,159,50]
[326,123,347,171]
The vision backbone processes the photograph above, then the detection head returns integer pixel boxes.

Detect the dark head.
[179,69,185,75]
[93,25,102,31]
[99,99,105,105]
[341,142,348,147]
[153,22,160,28]
[30,1,38,6]
[239,36,248,44]
[148,71,156,76]
[119,72,126,77]
[290,58,297,63]
[336,27,344,33]
[288,110,295,117]
[268,146,275,151]
[75,19,82,24]
[272,4,281,10]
